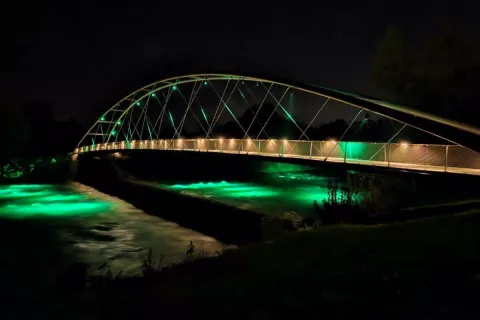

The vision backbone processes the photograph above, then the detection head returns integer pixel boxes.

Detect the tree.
[372,25,480,126]
[0,106,30,160]
[372,26,414,104]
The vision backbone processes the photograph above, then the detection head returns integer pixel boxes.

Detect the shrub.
[316,171,401,225]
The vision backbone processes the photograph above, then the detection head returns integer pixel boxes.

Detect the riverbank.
[14,208,480,319]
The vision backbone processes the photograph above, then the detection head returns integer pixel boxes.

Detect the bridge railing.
[74,139,480,175]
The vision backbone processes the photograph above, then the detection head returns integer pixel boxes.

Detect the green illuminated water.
[163,171,332,217]
[0,184,110,218]
[0,183,225,281]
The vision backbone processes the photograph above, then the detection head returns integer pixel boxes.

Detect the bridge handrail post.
[309,141,313,159]
[387,143,391,167]
[344,142,348,163]
[445,145,449,172]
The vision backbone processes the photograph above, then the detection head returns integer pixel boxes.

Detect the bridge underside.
[75,139,480,176]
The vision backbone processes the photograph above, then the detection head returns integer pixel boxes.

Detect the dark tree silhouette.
[373,25,480,126]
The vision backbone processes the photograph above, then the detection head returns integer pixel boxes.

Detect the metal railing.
[74,139,480,176]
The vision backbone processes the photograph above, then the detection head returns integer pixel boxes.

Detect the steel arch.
[76,73,480,151]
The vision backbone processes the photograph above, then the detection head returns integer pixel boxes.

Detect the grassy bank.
[43,209,480,319]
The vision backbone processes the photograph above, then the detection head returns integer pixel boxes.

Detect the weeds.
[141,247,165,277]
[316,171,403,225]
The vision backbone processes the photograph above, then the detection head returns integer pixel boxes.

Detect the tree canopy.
[373,25,480,126]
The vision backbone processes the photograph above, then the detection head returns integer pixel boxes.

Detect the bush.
[315,171,401,225]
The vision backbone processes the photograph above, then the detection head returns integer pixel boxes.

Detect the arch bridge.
[75,74,480,176]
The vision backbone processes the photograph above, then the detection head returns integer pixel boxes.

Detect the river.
[0,183,226,282]
[160,171,331,218]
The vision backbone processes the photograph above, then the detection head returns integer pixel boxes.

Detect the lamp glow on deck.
[219,137,223,143]
[400,141,409,146]
[329,139,337,143]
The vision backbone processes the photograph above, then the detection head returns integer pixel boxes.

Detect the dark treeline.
[177,102,445,144]
[0,101,84,161]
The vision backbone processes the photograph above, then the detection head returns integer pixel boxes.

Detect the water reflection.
[162,172,331,217]
[0,183,226,276]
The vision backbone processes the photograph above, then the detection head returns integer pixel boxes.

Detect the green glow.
[167,181,279,198]
[117,120,122,125]
[201,107,208,123]
[0,184,112,219]
[204,81,208,85]
[280,105,295,122]
[260,162,314,174]
[0,189,53,199]
[224,103,237,120]
[100,116,106,121]
[151,93,156,97]
[136,102,141,106]
[50,158,56,164]
[111,130,117,136]
[342,142,367,160]
[169,112,175,127]
[163,177,333,217]
[172,85,177,91]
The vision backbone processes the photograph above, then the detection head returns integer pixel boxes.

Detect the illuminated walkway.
[75,138,480,176]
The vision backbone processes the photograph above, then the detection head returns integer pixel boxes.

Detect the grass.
[53,209,480,319]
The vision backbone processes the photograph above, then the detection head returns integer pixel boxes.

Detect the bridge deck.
[75,139,480,176]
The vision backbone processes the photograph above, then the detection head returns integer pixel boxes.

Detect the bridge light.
[100,116,106,121]
[136,102,141,106]
[172,85,177,91]
[111,130,117,136]
[204,81,208,85]
[219,137,223,143]
[151,93,156,97]
[400,141,409,146]
[329,139,337,144]
[117,120,122,125]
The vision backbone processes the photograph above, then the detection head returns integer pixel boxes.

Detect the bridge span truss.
[75,74,480,176]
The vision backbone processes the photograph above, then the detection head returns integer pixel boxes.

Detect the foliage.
[141,247,165,277]
[316,171,403,225]
[373,24,480,125]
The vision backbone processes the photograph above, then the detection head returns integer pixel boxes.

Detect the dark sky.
[2,0,478,124]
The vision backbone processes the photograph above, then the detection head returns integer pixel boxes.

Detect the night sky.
[2,0,477,125]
